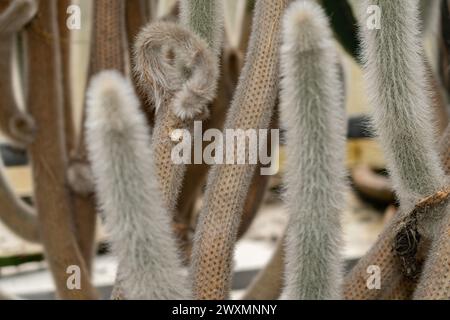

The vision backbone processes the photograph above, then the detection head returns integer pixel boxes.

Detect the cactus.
[413,125,450,299]
[344,0,449,300]
[190,0,289,300]
[86,70,190,300]
[0,158,39,243]
[0,0,39,243]
[25,0,97,299]
[0,0,37,145]
[134,21,219,212]
[279,0,346,300]
[180,0,224,55]
[68,0,128,272]
[359,0,447,228]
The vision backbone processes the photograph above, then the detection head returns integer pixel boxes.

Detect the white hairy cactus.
[85,70,191,299]
[279,0,346,300]
[180,0,224,56]
[359,0,448,237]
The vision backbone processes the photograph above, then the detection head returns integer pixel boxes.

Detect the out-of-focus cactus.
[0,0,37,145]
[25,0,97,299]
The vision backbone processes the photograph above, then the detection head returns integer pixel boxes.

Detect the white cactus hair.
[133,21,219,120]
[280,0,346,300]
[179,0,224,56]
[85,70,191,299]
[358,0,447,213]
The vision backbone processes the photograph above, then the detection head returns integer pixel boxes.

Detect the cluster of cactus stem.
[0,0,448,300]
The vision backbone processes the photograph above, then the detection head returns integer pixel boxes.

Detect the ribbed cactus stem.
[0,0,36,145]
[86,70,190,299]
[190,0,289,300]
[280,0,346,300]
[180,0,224,56]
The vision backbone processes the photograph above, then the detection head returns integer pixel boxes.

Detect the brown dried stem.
[25,0,97,299]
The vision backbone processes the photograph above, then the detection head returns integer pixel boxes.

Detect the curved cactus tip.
[86,69,141,133]
[9,113,35,145]
[284,0,334,53]
[0,0,38,34]
[133,21,219,121]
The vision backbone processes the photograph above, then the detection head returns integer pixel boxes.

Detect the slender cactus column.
[190,0,290,300]
[279,0,347,300]
[345,0,449,299]
[25,0,97,299]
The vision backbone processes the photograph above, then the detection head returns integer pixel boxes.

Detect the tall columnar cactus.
[279,0,346,300]
[180,0,224,55]
[86,70,190,300]
[0,0,36,145]
[134,21,219,213]
[190,0,289,300]
[345,0,449,300]
[25,0,97,299]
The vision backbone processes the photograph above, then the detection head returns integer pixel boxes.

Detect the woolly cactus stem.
[280,0,346,300]
[359,0,446,209]
[86,70,190,299]
[180,0,224,55]
[344,0,450,300]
